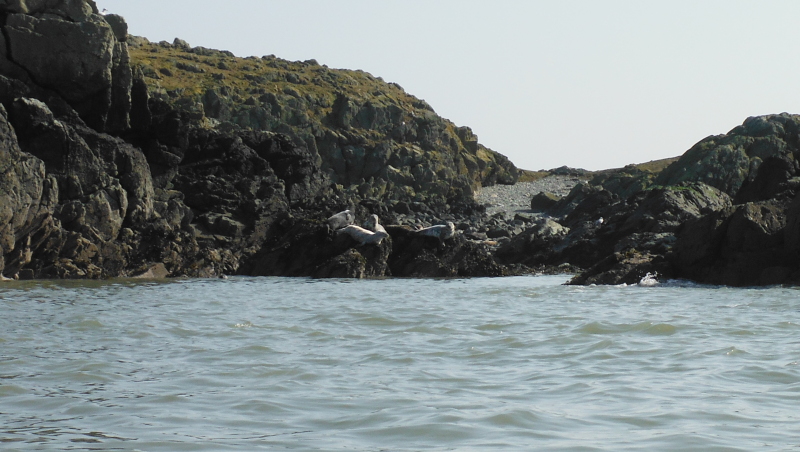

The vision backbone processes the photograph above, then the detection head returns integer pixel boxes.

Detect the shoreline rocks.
[1,0,799,287]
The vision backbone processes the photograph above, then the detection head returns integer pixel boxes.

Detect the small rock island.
[1,0,798,286]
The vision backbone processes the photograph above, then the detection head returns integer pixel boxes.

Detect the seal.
[337,224,389,246]
[415,222,455,240]
[327,209,354,231]
[363,214,387,234]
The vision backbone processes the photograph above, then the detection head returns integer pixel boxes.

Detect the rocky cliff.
[126,37,518,205]
[0,0,515,280]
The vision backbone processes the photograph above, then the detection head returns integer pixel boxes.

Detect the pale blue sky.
[97,0,800,171]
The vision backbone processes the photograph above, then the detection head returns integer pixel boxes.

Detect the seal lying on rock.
[337,225,390,246]
[327,209,354,231]
[363,214,387,234]
[415,222,456,240]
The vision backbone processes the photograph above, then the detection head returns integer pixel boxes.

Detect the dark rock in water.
[240,215,391,278]
[385,225,505,277]
[499,181,733,284]
[313,249,369,279]
[567,251,672,286]
[672,200,792,286]
[525,115,800,286]
[495,218,570,267]
[0,0,518,280]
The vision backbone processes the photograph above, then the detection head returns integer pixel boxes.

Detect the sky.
[96,0,800,171]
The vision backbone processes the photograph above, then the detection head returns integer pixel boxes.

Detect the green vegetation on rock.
[128,37,518,204]
[655,113,800,198]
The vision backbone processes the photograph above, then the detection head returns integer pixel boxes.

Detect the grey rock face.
[0,0,94,21]
[0,104,53,275]
[5,8,130,131]
[656,114,800,199]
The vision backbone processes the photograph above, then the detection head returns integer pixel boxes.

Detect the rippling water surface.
[1,276,800,451]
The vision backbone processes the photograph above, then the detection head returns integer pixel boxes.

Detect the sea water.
[1,275,799,451]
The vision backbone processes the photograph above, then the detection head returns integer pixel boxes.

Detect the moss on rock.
[128,38,519,204]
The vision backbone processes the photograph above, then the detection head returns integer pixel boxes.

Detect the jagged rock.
[495,218,570,266]
[0,0,94,21]
[549,165,589,176]
[0,104,55,277]
[734,153,800,204]
[313,248,368,278]
[656,114,800,198]
[102,13,127,41]
[5,8,130,131]
[9,97,151,240]
[617,183,732,235]
[547,183,607,220]
[673,200,793,286]
[239,131,327,205]
[131,262,169,279]
[241,215,390,278]
[499,182,732,279]
[75,125,155,226]
[784,193,800,252]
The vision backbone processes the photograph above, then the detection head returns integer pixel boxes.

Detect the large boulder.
[530,191,560,211]
[0,0,95,21]
[673,200,794,286]
[4,4,131,131]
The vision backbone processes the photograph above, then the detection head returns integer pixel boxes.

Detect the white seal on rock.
[363,214,387,234]
[327,209,354,231]
[416,222,455,240]
[337,224,389,246]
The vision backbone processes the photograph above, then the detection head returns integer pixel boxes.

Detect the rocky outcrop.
[4,3,131,132]
[0,0,514,280]
[519,114,800,286]
[497,182,732,283]
[3,0,800,286]
[656,114,800,200]
[671,199,795,286]
[127,38,518,205]
[0,103,54,277]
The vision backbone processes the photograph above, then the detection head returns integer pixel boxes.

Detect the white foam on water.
[638,272,659,287]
